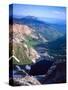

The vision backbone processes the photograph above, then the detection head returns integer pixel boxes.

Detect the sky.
[9,4,66,24]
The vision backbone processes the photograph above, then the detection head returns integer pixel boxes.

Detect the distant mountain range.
[10,16,65,42]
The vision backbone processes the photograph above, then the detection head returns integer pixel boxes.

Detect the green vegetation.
[25,36,40,47]
[9,35,40,65]
[10,43,32,65]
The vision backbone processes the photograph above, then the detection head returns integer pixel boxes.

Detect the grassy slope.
[9,43,32,65]
[9,35,40,65]
[25,36,40,47]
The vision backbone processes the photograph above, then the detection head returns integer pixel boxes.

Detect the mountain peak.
[23,16,38,20]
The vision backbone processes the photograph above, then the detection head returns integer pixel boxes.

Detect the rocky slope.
[9,23,44,64]
[12,75,41,86]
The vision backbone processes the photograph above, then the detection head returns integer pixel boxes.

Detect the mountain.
[9,15,66,85]
[9,23,42,64]
[10,16,64,41]
[9,16,66,64]
[47,34,66,56]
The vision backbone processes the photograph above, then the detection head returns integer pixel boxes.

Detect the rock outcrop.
[9,23,40,64]
[13,75,41,86]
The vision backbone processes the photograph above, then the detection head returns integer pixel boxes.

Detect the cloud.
[53,11,61,14]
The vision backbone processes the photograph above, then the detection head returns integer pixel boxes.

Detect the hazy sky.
[9,4,66,23]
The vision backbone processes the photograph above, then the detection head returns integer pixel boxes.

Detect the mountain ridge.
[9,16,64,41]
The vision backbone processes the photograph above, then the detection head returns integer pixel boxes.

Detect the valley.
[9,16,66,86]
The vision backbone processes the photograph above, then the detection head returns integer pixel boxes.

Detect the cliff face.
[12,24,32,35]
[9,23,40,64]
[9,24,32,42]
